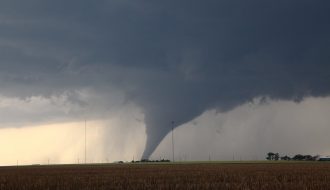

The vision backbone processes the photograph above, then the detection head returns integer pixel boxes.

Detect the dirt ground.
[0,162,329,189]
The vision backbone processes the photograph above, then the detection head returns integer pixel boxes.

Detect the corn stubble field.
[0,162,330,190]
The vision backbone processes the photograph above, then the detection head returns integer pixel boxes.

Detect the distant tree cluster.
[266,152,280,160]
[266,152,318,161]
[132,159,171,163]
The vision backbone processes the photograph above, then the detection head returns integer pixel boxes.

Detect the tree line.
[266,152,319,161]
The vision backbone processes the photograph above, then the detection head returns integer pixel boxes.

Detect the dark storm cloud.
[0,0,329,158]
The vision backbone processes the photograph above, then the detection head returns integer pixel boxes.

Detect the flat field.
[0,162,330,189]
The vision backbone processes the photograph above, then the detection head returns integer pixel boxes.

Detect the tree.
[266,152,275,160]
[274,153,280,161]
[303,155,313,161]
[293,154,304,161]
[280,155,291,161]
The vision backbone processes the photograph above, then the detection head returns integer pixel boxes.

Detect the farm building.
[318,156,330,161]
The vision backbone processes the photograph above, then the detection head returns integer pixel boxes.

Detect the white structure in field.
[317,155,330,161]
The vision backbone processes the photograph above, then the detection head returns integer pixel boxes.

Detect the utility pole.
[85,118,87,164]
[171,121,175,162]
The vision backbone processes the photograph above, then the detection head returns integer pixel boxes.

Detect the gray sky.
[0,0,330,161]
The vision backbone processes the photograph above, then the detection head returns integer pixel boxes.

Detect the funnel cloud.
[0,1,329,159]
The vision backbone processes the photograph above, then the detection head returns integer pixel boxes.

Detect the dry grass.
[0,162,330,189]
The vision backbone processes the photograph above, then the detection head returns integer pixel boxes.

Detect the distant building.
[318,156,330,161]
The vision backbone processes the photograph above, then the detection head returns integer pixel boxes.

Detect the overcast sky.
[0,0,330,164]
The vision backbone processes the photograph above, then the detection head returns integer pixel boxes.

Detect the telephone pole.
[85,118,87,164]
[171,121,175,162]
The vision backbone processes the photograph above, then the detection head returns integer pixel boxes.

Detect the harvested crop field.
[0,162,330,190]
